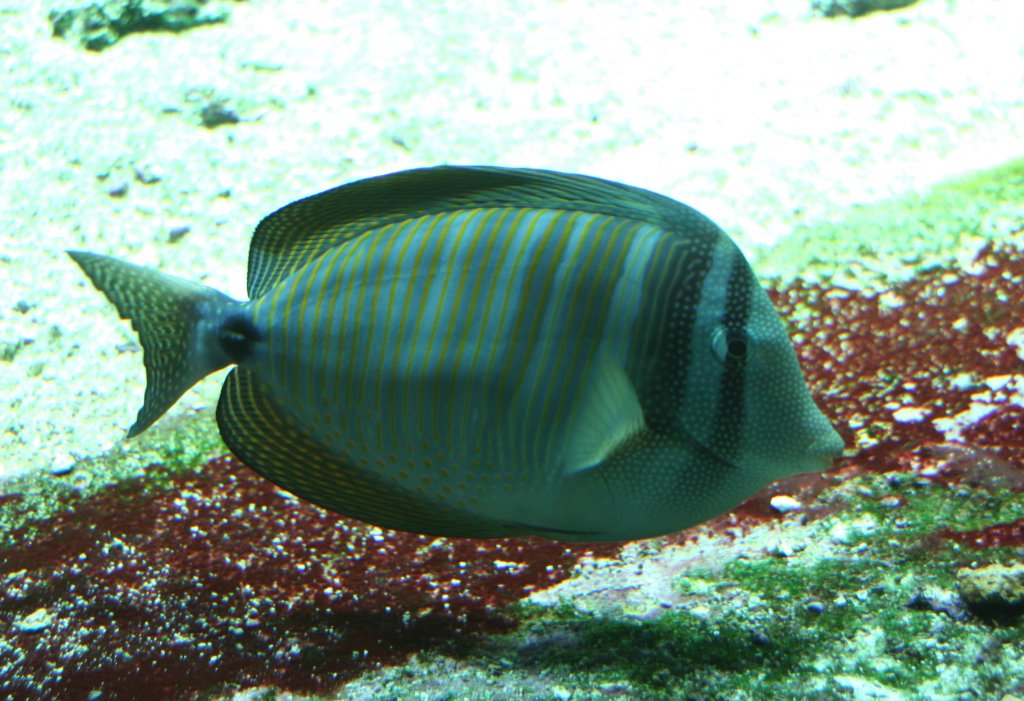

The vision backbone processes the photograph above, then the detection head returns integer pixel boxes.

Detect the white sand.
[2,0,1023,480]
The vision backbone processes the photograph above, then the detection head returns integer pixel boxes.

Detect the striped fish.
[70,166,843,541]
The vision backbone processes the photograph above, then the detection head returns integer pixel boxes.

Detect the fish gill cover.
[3,230,1024,698]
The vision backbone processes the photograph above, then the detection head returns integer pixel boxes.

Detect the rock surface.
[50,0,230,51]
[811,0,918,17]
[958,563,1024,616]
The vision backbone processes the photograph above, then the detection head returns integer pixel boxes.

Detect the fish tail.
[69,250,248,438]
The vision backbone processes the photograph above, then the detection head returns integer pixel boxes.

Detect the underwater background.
[2,0,1024,699]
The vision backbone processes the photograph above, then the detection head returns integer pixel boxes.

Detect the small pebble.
[49,454,75,476]
[107,181,129,197]
[15,607,52,633]
[984,374,1013,392]
[893,406,929,423]
[768,539,801,557]
[134,164,163,184]
[769,494,802,513]
[905,586,966,620]
[829,522,850,545]
[168,224,190,243]
[1006,328,1024,361]
[552,686,572,701]
[879,495,903,508]
[200,100,241,128]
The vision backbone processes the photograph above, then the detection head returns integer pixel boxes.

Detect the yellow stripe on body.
[276,261,310,394]
[257,273,289,388]
[318,240,363,408]
[371,217,422,452]
[529,213,643,475]
[530,215,628,467]
[447,208,512,450]
[294,249,331,410]
[395,214,449,443]
[512,210,583,473]
[422,209,482,444]
[338,218,391,434]
[472,207,531,386]
[623,233,685,389]
[480,209,546,473]
[356,218,407,448]
[251,234,363,400]
[381,214,439,452]
[483,210,547,402]
[307,242,349,410]
[250,206,658,505]
[289,240,329,395]
[349,218,404,453]
[500,210,577,476]
[328,224,388,408]
[451,207,531,477]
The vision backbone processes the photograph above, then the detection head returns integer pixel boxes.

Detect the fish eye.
[711,326,752,365]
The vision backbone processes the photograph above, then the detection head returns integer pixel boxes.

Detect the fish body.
[70,166,843,541]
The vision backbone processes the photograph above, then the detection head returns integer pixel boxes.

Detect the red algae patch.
[0,457,617,700]
[938,518,1024,549]
[774,241,1024,474]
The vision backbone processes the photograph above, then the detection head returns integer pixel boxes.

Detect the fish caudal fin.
[69,251,241,438]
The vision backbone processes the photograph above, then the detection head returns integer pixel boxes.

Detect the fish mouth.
[674,424,844,475]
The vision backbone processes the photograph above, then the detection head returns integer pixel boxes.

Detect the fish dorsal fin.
[562,351,646,475]
[216,367,515,537]
[246,165,683,298]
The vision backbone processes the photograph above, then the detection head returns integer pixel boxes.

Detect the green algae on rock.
[754,158,1024,288]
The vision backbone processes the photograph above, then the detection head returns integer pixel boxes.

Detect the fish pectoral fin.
[562,352,645,476]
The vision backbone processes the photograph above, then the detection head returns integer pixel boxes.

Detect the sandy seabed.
[1,0,1023,481]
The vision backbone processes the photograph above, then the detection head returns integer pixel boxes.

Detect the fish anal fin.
[216,367,513,538]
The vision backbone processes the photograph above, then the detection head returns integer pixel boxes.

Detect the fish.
[69,165,844,542]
